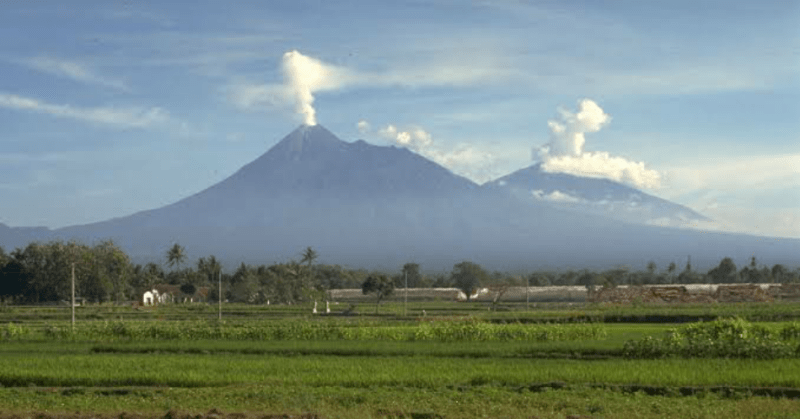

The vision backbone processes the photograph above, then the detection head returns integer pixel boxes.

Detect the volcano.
[483,163,710,226]
[1,124,798,271]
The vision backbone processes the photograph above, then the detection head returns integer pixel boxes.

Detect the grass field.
[1,301,800,418]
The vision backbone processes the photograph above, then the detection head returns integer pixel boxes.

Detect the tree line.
[0,240,797,305]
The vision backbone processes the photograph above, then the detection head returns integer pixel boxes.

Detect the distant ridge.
[484,163,709,225]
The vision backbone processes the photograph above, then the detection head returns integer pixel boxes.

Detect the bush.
[624,318,800,359]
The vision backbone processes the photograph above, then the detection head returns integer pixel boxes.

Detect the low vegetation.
[2,318,607,342]
[0,303,799,418]
[624,318,800,359]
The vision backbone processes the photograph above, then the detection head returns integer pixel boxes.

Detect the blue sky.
[0,0,798,238]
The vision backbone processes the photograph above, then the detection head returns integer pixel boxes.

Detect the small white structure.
[457,287,490,301]
[141,286,178,306]
[143,290,156,306]
[312,301,318,314]
[326,301,330,314]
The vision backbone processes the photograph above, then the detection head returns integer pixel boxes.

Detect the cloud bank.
[19,56,130,91]
[0,92,168,128]
[536,99,661,189]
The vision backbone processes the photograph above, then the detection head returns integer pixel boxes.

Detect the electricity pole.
[404,271,408,317]
[71,262,76,329]
[526,274,529,311]
[218,270,222,320]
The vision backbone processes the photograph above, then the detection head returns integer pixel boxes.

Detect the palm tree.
[300,246,318,267]
[166,243,186,273]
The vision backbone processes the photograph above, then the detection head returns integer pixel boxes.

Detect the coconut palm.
[300,246,318,267]
[166,243,186,274]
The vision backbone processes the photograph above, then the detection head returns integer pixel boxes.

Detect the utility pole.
[526,274,529,311]
[218,270,222,320]
[71,262,76,330]
[404,271,408,317]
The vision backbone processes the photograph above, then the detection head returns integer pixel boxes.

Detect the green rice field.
[1,302,800,418]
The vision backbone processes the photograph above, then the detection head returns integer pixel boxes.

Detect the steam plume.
[281,50,348,126]
[545,99,610,156]
[537,99,661,189]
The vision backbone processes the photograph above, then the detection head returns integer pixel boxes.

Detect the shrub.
[624,318,799,359]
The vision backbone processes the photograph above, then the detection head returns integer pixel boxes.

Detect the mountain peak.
[275,124,342,154]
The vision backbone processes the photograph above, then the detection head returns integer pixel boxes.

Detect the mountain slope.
[483,163,709,225]
[1,124,798,272]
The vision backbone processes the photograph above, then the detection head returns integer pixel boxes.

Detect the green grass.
[2,340,800,389]
[2,318,609,342]
[1,385,799,419]
[3,303,800,418]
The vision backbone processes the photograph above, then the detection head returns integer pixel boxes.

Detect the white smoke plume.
[537,99,661,189]
[545,99,610,157]
[358,121,499,183]
[281,50,351,126]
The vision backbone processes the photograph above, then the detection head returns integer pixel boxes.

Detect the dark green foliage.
[623,318,800,359]
[180,283,197,296]
[401,263,424,288]
[707,257,738,283]
[451,261,488,301]
[362,273,394,313]
[166,243,186,272]
[300,246,318,266]
[0,259,28,302]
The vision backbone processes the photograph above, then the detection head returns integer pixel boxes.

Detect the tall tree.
[301,247,318,267]
[229,262,258,303]
[772,264,787,283]
[401,263,423,288]
[90,240,131,303]
[0,246,7,268]
[667,262,677,283]
[197,255,222,285]
[0,258,28,303]
[362,273,394,314]
[451,261,488,302]
[166,243,186,282]
[707,257,738,284]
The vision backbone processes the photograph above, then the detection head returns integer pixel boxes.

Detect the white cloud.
[18,56,130,91]
[542,152,662,189]
[359,120,500,183]
[0,92,169,128]
[357,120,370,134]
[536,99,661,189]
[229,49,510,120]
[531,189,585,204]
[377,124,433,152]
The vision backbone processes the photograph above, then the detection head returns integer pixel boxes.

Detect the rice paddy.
[1,301,800,418]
